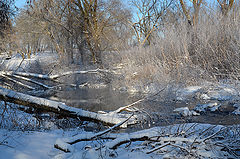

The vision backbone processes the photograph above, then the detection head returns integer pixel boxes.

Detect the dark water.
[48,87,240,126]
[49,86,143,112]
[142,100,240,127]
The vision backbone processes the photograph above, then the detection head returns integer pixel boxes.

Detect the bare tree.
[23,0,130,66]
[15,9,48,58]
[0,0,15,53]
[179,0,204,27]
[25,0,76,64]
[130,0,174,46]
[70,0,130,66]
[217,0,235,16]
[0,0,14,36]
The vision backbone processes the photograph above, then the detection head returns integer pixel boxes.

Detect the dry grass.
[109,10,240,93]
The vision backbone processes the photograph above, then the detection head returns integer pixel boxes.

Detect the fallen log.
[1,74,35,90]
[0,86,137,127]
[0,68,114,81]
[10,74,53,89]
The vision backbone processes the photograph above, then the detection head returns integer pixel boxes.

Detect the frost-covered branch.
[146,142,170,154]
[111,86,167,114]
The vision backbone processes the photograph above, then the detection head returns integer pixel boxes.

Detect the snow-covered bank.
[0,123,239,159]
[174,82,240,116]
[0,52,58,72]
[0,129,78,159]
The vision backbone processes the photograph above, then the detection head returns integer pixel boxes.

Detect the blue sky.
[15,0,27,8]
[14,0,219,10]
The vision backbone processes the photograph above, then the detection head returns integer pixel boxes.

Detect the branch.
[54,114,134,152]
[146,142,170,154]
[112,86,166,114]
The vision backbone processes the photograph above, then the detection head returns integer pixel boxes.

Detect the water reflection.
[50,86,142,112]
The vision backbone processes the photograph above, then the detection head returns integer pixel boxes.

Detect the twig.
[14,58,25,72]
[0,142,14,149]
[68,114,134,145]
[184,123,199,137]
[203,127,227,142]
[146,142,170,154]
[199,125,217,138]
[214,142,239,158]
[113,86,167,114]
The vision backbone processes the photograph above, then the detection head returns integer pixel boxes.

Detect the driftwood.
[0,86,137,127]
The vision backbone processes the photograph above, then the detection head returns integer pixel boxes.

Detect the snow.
[0,130,61,159]
[194,102,221,112]
[176,83,240,101]
[0,122,239,159]
[174,107,200,117]
[175,83,240,115]
[1,52,58,72]
[0,129,155,159]
[176,86,202,101]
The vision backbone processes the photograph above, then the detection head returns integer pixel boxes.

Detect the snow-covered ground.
[0,52,58,72]
[0,128,154,159]
[0,123,239,159]
[0,128,157,159]
[0,130,61,159]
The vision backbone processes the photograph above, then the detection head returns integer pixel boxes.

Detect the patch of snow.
[176,83,240,102]
[0,130,63,159]
[1,52,58,72]
[199,85,239,101]
[233,104,240,115]
[233,108,240,115]
[174,107,200,117]
[194,102,221,112]
[200,94,211,100]
[176,86,202,101]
